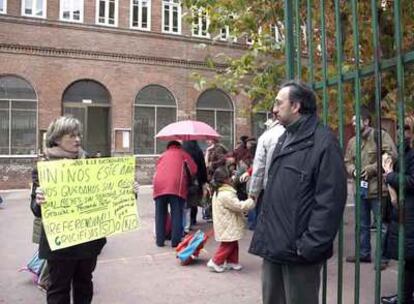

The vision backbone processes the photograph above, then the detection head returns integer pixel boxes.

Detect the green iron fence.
[282,0,413,303]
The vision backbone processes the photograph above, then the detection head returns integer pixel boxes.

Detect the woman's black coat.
[384,145,414,259]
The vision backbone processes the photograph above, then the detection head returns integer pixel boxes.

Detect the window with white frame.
[192,7,209,38]
[130,0,150,30]
[162,0,181,34]
[60,0,83,22]
[96,0,118,26]
[0,0,7,14]
[220,15,236,42]
[271,22,285,49]
[0,76,38,155]
[134,85,177,154]
[22,0,46,18]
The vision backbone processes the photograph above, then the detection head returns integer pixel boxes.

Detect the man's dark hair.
[280,80,317,115]
[360,106,371,125]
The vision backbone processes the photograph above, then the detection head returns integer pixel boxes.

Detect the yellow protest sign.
[37,156,138,251]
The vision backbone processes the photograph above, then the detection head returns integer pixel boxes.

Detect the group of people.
[29,79,414,304]
[344,108,414,304]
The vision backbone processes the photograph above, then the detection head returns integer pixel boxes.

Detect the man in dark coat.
[249,80,347,304]
[182,140,208,225]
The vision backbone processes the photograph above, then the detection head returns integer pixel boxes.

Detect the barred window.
[196,89,234,150]
[134,85,177,154]
[0,76,37,155]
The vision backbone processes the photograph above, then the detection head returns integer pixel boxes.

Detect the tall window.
[96,0,118,26]
[22,0,46,18]
[60,0,83,22]
[162,0,181,34]
[271,22,284,50]
[196,89,234,150]
[192,7,209,38]
[134,85,177,154]
[220,15,236,42]
[130,0,150,30]
[0,0,7,14]
[0,76,37,155]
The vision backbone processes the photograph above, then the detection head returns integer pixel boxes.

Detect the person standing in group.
[31,116,107,304]
[249,80,347,304]
[182,140,208,230]
[345,106,397,269]
[248,106,285,230]
[381,117,414,304]
[153,140,197,247]
[207,166,255,273]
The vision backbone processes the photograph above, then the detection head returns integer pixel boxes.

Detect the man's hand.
[35,188,46,206]
[239,172,250,183]
[361,169,368,180]
[382,153,394,174]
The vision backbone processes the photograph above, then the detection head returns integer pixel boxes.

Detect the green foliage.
[183,0,414,122]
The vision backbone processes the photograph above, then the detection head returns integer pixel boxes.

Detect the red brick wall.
[0,1,254,189]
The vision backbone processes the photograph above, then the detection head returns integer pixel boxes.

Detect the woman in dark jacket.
[382,118,414,304]
[31,116,106,304]
[182,140,208,226]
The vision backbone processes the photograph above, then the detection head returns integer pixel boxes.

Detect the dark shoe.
[381,294,397,304]
[346,255,371,263]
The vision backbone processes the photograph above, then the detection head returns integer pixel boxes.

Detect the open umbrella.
[155,120,220,141]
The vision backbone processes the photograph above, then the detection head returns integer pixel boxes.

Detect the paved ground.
[0,186,400,304]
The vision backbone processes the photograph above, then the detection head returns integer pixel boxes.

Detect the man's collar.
[285,115,306,134]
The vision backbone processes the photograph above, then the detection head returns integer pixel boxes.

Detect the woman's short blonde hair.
[45,116,81,148]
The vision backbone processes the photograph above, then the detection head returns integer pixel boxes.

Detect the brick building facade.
[0,0,261,189]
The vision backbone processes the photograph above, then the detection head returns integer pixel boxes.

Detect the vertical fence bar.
[284,0,295,79]
[319,1,328,302]
[370,1,383,303]
[334,1,344,303]
[295,0,302,79]
[393,0,406,301]
[306,0,314,85]
[319,0,328,125]
[351,0,362,303]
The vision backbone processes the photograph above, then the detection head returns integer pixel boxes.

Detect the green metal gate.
[282,0,414,303]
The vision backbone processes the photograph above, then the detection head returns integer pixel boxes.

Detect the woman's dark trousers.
[47,257,97,304]
[155,195,184,247]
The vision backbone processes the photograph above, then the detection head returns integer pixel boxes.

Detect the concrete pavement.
[0,187,400,304]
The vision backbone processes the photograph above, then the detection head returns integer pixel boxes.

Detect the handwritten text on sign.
[37,156,138,251]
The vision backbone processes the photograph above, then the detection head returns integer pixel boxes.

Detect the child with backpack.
[207,166,255,272]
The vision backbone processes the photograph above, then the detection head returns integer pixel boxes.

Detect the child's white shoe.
[226,263,243,271]
[207,259,225,273]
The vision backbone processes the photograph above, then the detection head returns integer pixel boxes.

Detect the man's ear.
[292,101,301,114]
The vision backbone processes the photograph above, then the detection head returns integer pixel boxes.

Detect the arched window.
[251,100,272,139]
[0,75,37,155]
[134,85,177,154]
[63,79,111,156]
[196,89,234,150]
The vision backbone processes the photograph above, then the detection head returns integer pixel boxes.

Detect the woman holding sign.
[31,116,106,304]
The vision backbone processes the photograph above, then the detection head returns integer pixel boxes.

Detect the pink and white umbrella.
[155,120,220,141]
